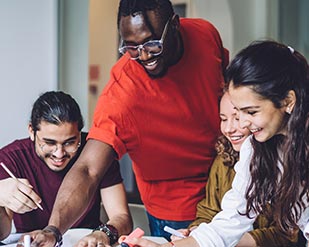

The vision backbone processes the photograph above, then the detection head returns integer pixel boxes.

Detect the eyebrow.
[41,136,78,144]
[239,106,260,111]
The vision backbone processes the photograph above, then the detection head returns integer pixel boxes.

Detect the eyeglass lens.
[126,41,163,59]
[119,15,172,59]
[42,142,79,154]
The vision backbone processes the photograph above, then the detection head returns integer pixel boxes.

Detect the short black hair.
[117,0,174,32]
[30,91,84,132]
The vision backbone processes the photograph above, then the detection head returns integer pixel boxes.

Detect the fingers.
[75,241,110,247]
[0,178,42,213]
[17,178,42,207]
[118,235,127,243]
[16,230,56,247]
[178,229,190,236]
[30,230,57,247]
[74,232,110,247]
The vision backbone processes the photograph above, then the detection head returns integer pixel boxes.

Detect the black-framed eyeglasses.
[118,15,173,60]
[36,134,81,154]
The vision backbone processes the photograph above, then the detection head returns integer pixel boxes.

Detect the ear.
[28,124,35,141]
[284,90,296,114]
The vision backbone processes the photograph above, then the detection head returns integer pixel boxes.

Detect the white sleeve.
[190,136,257,247]
[298,206,309,240]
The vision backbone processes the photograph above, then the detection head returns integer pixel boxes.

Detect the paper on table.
[0,229,92,247]
[114,236,168,247]
[1,229,168,247]
[0,233,23,245]
[62,228,92,246]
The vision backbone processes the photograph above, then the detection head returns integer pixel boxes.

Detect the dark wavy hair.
[117,0,174,33]
[225,40,309,234]
[30,91,84,132]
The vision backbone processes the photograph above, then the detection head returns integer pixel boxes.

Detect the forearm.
[48,140,116,234]
[107,213,132,236]
[101,183,133,236]
[0,207,11,241]
[48,165,99,233]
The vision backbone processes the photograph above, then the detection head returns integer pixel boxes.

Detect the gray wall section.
[0,0,58,147]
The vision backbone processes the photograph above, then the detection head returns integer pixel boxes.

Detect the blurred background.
[0,0,308,201]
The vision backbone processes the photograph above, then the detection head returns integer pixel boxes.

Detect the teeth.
[230,136,244,141]
[53,158,64,162]
[251,128,261,133]
[146,60,157,66]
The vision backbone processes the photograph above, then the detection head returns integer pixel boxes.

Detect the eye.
[63,141,76,147]
[247,110,257,115]
[44,141,56,146]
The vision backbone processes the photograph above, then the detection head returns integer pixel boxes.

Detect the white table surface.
[2,228,168,247]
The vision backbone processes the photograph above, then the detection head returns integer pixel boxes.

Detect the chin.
[147,67,168,79]
[47,163,67,172]
[143,59,168,78]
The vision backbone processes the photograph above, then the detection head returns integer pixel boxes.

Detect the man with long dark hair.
[0,91,132,246]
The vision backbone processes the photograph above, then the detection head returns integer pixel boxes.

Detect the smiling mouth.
[48,155,69,166]
[145,60,157,66]
[250,128,262,133]
[229,135,245,141]
[142,57,160,71]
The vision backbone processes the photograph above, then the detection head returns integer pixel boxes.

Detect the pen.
[163,226,186,238]
[0,162,43,210]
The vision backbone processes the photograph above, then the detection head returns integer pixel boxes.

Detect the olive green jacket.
[189,155,299,247]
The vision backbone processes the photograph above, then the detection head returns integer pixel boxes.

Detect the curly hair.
[215,135,239,167]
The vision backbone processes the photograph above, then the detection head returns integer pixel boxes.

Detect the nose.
[224,119,237,134]
[138,48,152,61]
[52,144,66,157]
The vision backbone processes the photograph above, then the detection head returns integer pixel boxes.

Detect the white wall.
[190,0,278,58]
[0,0,58,147]
[88,0,118,126]
[58,0,89,130]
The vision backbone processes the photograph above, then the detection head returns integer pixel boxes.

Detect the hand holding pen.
[0,162,43,213]
[164,226,190,241]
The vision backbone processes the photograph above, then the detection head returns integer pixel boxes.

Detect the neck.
[169,32,184,66]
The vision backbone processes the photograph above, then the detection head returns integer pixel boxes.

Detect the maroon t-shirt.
[0,132,122,232]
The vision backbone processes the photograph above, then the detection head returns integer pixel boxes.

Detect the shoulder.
[211,155,224,170]
[0,138,35,177]
[0,138,32,155]
[180,18,221,37]
[109,55,145,88]
[211,155,234,175]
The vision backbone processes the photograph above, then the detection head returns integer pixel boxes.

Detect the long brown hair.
[225,40,309,234]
